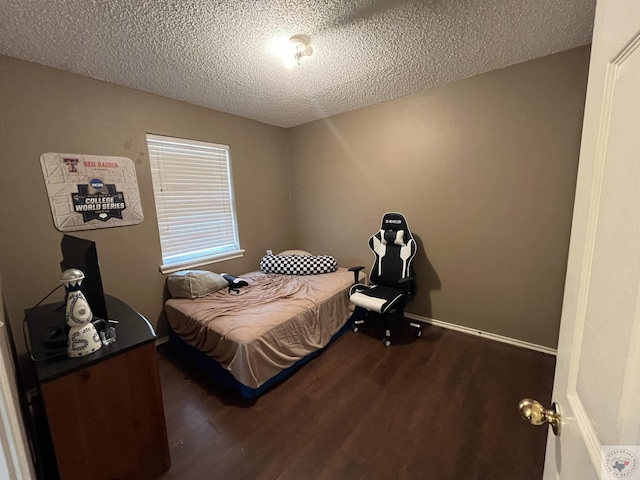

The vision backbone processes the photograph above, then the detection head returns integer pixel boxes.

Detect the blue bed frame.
[167,310,360,399]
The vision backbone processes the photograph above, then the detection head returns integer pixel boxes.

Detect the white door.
[0,279,35,479]
[540,1,640,479]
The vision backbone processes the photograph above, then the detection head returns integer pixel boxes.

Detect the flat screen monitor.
[60,235,108,321]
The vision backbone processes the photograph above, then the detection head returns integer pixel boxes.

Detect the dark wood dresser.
[26,295,170,480]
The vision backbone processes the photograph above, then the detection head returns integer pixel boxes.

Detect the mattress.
[165,267,360,389]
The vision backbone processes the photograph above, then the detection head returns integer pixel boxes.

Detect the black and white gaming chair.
[349,212,422,347]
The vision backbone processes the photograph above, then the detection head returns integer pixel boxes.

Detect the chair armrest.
[348,266,365,285]
[397,276,415,284]
[398,276,416,296]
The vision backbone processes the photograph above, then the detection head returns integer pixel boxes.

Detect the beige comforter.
[165,268,360,388]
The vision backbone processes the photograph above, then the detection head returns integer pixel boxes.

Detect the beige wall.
[0,46,589,354]
[0,56,292,348]
[288,46,590,348]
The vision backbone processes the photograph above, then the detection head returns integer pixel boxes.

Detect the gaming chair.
[349,212,422,346]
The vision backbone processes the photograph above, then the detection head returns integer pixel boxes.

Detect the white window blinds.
[146,134,243,273]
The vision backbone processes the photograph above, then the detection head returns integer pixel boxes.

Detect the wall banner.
[40,152,144,231]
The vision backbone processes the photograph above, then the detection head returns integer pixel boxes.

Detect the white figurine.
[60,268,102,357]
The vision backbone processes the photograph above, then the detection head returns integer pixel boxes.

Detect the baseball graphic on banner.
[40,153,144,231]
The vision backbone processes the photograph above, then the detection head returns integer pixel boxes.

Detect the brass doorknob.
[518,398,561,436]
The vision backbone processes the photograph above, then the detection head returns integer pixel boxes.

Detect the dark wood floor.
[156,323,555,480]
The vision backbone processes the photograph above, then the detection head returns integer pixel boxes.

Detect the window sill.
[160,249,245,274]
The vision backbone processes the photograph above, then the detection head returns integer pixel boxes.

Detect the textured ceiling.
[0,0,595,128]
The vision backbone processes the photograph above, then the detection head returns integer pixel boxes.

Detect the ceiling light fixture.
[280,35,313,68]
[290,35,313,64]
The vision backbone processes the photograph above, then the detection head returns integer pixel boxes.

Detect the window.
[146,134,243,274]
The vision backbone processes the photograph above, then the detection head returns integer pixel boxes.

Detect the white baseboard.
[404,313,557,356]
[155,336,169,347]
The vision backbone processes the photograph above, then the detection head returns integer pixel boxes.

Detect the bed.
[165,267,363,398]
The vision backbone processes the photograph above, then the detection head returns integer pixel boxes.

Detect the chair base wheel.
[383,338,391,347]
[352,326,359,333]
[417,329,422,337]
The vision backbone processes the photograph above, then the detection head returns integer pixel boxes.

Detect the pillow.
[260,255,337,275]
[167,270,229,299]
[380,229,405,246]
[277,249,313,256]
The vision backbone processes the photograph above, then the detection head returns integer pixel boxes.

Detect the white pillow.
[277,249,313,256]
[167,270,228,299]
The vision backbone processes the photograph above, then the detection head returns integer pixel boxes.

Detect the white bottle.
[60,269,102,357]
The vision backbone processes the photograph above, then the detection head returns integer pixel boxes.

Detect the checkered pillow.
[260,254,338,275]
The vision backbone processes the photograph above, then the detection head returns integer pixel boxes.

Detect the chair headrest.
[380,212,410,232]
[377,213,413,246]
